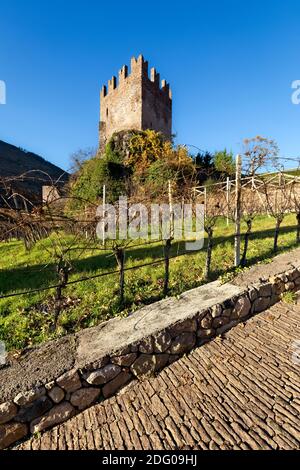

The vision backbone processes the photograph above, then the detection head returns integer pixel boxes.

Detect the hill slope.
[0,140,68,204]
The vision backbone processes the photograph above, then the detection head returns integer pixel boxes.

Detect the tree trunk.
[297,213,300,243]
[204,228,213,280]
[114,247,125,305]
[53,261,70,329]
[164,238,172,296]
[273,218,282,253]
[241,219,252,268]
[54,285,62,327]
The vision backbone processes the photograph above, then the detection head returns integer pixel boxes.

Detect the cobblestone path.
[17,301,300,450]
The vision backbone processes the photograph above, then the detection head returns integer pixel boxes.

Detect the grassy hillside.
[259,168,300,178]
[0,213,299,351]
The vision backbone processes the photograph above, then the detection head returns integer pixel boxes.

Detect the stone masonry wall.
[1,265,300,449]
[99,55,172,151]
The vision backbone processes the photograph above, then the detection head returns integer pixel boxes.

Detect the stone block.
[248,287,259,302]
[212,317,229,329]
[48,386,65,404]
[0,402,18,425]
[168,355,180,365]
[153,331,172,353]
[45,381,55,391]
[155,354,170,372]
[252,297,271,314]
[168,319,197,337]
[211,304,222,318]
[131,355,157,378]
[285,282,295,291]
[200,314,213,329]
[139,337,154,354]
[70,388,100,411]
[14,387,46,407]
[85,364,121,386]
[82,356,110,372]
[289,269,300,281]
[279,274,288,283]
[111,353,137,367]
[258,283,273,298]
[0,422,28,450]
[30,402,75,434]
[169,333,196,355]
[102,372,132,399]
[232,295,251,319]
[197,328,215,339]
[222,309,232,318]
[56,369,81,393]
[16,397,52,424]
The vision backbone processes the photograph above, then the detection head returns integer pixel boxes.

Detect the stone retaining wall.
[1,264,300,449]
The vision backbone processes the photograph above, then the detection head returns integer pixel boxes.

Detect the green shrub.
[69,149,127,207]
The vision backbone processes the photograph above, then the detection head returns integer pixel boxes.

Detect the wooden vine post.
[226,177,231,226]
[164,181,174,296]
[102,185,106,247]
[234,154,242,267]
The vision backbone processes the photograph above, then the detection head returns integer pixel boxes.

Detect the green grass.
[281,291,297,304]
[0,213,299,351]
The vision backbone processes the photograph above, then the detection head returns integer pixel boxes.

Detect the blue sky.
[0,0,300,171]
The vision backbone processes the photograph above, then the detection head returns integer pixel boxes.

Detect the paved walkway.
[17,301,300,450]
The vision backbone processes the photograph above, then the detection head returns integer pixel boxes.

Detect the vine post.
[234,154,242,267]
[226,177,231,226]
[163,180,174,296]
[102,184,106,247]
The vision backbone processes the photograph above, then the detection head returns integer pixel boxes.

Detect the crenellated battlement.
[99,55,172,150]
[119,64,128,83]
[130,54,149,77]
[100,55,172,100]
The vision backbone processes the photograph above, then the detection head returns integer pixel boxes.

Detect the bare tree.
[0,171,101,327]
[33,197,98,327]
[290,180,300,243]
[203,186,227,280]
[240,188,261,267]
[69,147,97,173]
[111,242,127,306]
[262,176,293,253]
[243,136,280,176]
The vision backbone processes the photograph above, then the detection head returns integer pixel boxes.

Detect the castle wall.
[141,75,172,139]
[99,56,172,151]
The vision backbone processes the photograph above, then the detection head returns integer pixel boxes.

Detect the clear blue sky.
[1,0,300,171]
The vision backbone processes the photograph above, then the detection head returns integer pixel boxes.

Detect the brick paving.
[17,301,300,450]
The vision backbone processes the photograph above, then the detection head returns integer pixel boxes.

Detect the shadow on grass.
[0,224,298,296]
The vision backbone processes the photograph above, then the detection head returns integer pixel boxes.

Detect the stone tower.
[99,55,172,151]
